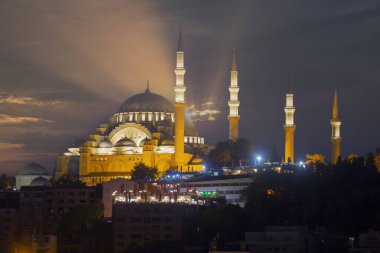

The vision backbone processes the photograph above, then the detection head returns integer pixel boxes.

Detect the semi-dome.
[98,139,113,148]
[139,137,150,147]
[18,162,48,176]
[115,137,136,147]
[118,90,174,113]
[30,176,51,187]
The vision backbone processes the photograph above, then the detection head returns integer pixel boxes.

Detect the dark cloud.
[11,132,79,153]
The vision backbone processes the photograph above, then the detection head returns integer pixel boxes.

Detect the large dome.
[18,162,48,176]
[119,90,174,113]
[115,137,136,147]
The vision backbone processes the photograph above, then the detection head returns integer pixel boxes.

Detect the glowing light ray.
[0,114,54,125]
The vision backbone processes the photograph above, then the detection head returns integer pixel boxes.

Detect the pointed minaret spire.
[231,48,238,71]
[333,88,339,119]
[331,88,342,164]
[145,80,151,93]
[288,72,293,93]
[177,27,184,52]
[228,48,240,141]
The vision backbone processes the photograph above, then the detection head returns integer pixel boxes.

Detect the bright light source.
[257,156,262,162]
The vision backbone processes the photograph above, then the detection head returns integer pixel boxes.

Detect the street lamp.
[256,156,262,166]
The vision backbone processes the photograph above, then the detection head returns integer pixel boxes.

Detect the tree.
[131,162,158,181]
[51,176,85,187]
[0,173,14,191]
[206,138,253,169]
[366,152,376,171]
[60,203,104,235]
[242,165,380,235]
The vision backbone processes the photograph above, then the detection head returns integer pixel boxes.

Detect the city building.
[32,234,57,253]
[18,186,100,234]
[113,202,197,253]
[244,226,309,253]
[350,229,380,253]
[103,178,136,218]
[0,192,19,253]
[54,31,206,186]
[15,161,51,190]
[179,175,253,207]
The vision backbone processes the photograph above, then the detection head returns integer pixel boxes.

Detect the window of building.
[152,226,160,231]
[130,234,141,239]
[116,233,125,239]
[117,217,126,222]
[164,225,172,231]
[130,217,141,223]
[117,242,125,247]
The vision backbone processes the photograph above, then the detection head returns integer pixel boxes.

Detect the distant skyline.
[1,0,380,174]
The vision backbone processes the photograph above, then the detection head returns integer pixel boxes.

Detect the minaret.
[284,81,296,163]
[228,49,240,142]
[331,88,342,164]
[174,29,186,168]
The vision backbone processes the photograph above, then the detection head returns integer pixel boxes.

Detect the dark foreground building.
[113,202,198,253]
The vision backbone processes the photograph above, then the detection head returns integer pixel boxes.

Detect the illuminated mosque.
[54,31,208,185]
[52,30,345,186]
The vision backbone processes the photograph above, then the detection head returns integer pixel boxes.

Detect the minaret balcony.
[229,86,240,92]
[228,100,240,107]
[174,69,186,75]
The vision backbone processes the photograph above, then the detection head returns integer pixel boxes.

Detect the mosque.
[15,161,51,189]
[53,31,208,186]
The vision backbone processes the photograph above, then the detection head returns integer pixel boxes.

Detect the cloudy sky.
[0,0,379,174]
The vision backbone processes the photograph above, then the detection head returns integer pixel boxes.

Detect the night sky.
[0,0,379,174]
